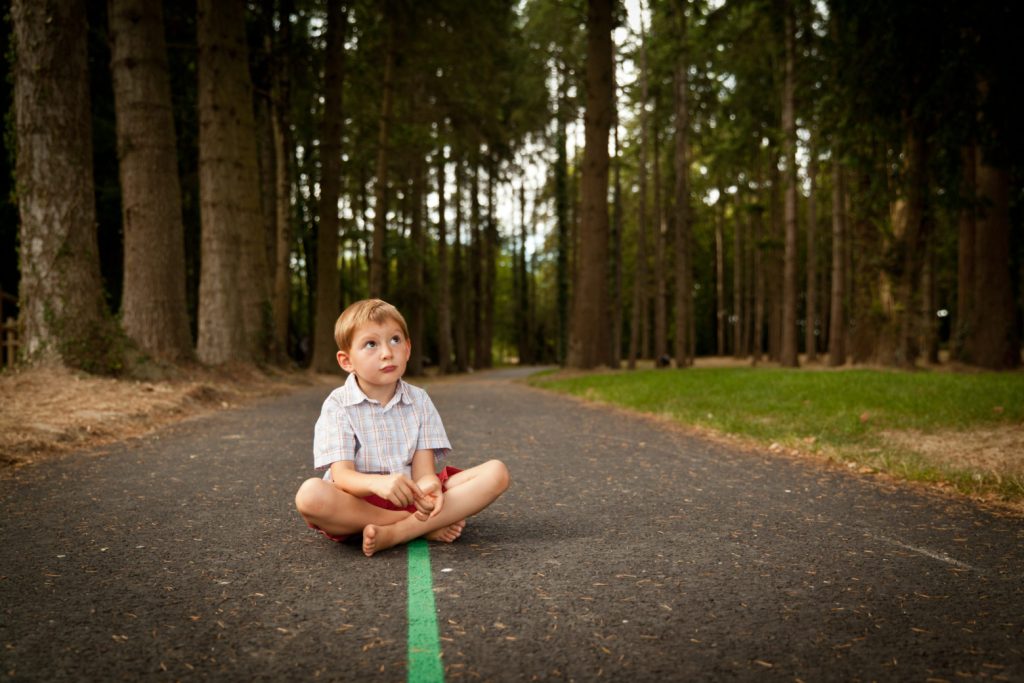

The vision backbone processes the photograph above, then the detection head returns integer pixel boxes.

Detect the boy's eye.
[364,340,377,349]
[390,335,402,345]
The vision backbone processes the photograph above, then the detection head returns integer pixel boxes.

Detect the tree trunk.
[108,0,192,361]
[196,0,269,364]
[555,66,570,364]
[436,151,452,374]
[452,160,469,372]
[408,156,426,376]
[517,179,531,364]
[780,4,799,367]
[370,6,394,299]
[952,145,976,361]
[672,1,693,368]
[653,129,668,362]
[310,0,347,373]
[481,161,497,368]
[610,102,624,368]
[804,146,818,362]
[715,198,725,356]
[12,0,120,371]
[557,92,573,368]
[966,116,1020,369]
[471,163,483,369]
[627,19,650,371]
[733,194,745,358]
[828,158,846,366]
[270,0,294,361]
[566,0,613,369]
[752,206,765,364]
[892,119,930,367]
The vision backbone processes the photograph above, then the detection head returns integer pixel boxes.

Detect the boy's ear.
[337,350,353,373]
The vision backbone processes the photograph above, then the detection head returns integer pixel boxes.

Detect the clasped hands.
[373,473,443,522]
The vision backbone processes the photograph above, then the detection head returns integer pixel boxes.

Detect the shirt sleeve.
[416,391,451,465]
[313,395,358,471]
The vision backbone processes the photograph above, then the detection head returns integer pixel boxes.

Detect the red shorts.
[310,466,463,543]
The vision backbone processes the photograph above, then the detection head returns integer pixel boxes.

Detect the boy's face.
[337,319,411,393]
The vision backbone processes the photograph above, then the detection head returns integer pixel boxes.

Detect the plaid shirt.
[313,373,450,481]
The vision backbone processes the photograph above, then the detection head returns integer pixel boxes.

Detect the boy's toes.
[362,525,379,557]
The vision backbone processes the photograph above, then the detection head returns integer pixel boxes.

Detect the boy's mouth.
[380,365,396,373]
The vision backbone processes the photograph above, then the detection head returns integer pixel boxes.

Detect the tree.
[436,150,453,373]
[12,0,122,371]
[671,0,693,368]
[310,1,348,374]
[108,0,193,362]
[627,10,651,370]
[196,0,269,364]
[567,0,613,369]
[369,1,395,299]
[779,0,799,367]
[270,0,295,360]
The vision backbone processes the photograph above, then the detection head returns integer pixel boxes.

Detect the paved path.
[2,368,1022,681]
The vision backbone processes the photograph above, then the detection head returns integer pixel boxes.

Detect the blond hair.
[334,299,410,351]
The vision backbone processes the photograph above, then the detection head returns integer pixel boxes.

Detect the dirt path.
[1,368,1022,680]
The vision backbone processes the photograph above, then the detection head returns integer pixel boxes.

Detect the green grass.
[531,367,1024,501]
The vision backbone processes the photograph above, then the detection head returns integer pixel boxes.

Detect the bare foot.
[425,520,466,543]
[362,524,398,557]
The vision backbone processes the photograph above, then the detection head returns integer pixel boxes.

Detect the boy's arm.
[411,449,443,520]
[330,461,424,509]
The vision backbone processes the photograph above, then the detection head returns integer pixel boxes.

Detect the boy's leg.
[363,459,509,556]
[295,478,412,537]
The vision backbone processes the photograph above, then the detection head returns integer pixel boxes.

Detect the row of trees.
[4,0,1022,376]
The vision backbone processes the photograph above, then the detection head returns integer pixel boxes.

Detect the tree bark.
[481,160,498,368]
[270,0,294,361]
[566,0,613,369]
[653,129,668,362]
[452,160,469,373]
[436,151,452,374]
[108,0,192,361]
[952,145,976,361]
[196,0,269,364]
[715,198,725,356]
[780,2,799,367]
[627,16,651,370]
[966,118,1020,369]
[610,100,624,368]
[370,6,395,299]
[827,158,846,366]
[804,146,818,362]
[12,0,120,370]
[516,179,531,364]
[555,65,570,364]
[672,0,693,368]
[408,155,426,375]
[733,194,745,358]
[310,1,347,373]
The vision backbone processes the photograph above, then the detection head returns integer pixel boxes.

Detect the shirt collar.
[340,372,413,409]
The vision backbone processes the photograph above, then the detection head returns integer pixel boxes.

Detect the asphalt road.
[2,367,1022,681]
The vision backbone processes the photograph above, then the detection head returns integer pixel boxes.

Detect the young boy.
[295,299,510,557]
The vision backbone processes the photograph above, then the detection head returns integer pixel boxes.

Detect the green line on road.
[407,538,444,683]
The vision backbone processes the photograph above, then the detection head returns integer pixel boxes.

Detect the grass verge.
[530,367,1024,505]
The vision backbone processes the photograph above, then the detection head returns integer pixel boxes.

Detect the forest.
[2,0,1022,376]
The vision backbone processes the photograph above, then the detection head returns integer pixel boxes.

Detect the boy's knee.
[486,459,510,494]
[295,478,327,517]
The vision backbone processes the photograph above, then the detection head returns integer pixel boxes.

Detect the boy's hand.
[374,474,423,509]
[413,477,444,522]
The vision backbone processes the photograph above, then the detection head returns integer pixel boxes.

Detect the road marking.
[408,539,444,683]
[870,533,977,572]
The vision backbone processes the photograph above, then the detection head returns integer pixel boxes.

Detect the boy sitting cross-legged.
[295,298,510,557]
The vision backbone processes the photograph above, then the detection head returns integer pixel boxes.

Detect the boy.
[295,299,510,557]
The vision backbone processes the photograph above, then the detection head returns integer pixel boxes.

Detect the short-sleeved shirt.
[313,373,450,481]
